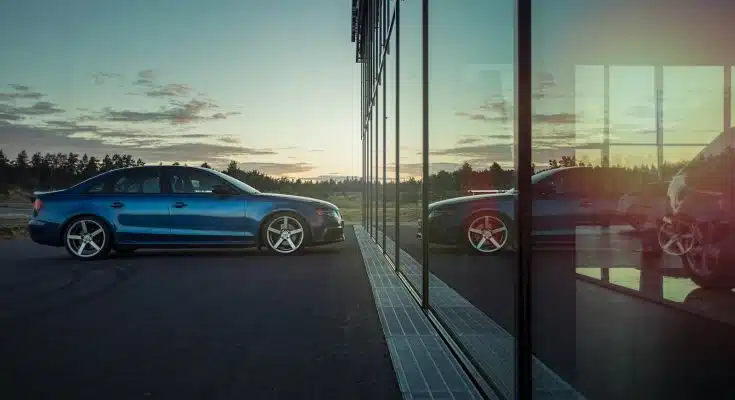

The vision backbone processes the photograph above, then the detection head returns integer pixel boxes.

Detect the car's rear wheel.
[263,213,307,255]
[64,216,112,260]
[682,245,735,290]
[464,213,513,254]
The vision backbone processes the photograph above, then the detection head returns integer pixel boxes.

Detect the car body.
[617,181,670,231]
[418,166,629,253]
[28,165,344,259]
[658,127,735,289]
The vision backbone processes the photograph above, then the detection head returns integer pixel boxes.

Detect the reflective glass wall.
[427,1,518,398]
[533,0,735,399]
[355,0,735,398]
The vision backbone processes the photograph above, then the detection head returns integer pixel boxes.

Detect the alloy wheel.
[265,215,305,254]
[66,219,107,258]
[467,215,508,253]
[657,220,697,256]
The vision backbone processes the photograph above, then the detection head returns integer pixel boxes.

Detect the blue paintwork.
[28,166,345,251]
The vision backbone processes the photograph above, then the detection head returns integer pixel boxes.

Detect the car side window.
[112,170,161,194]
[85,180,107,193]
[169,169,229,194]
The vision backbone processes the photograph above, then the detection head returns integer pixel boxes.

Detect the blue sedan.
[27,165,345,260]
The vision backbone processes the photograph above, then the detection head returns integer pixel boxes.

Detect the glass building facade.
[352,0,735,398]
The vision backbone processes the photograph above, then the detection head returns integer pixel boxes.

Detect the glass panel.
[397,0,423,295]
[377,68,384,242]
[610,66,657,144]
[385,32,398,265]
[428,0,517,397]
[664,66,724,144]
[534,1,735,399]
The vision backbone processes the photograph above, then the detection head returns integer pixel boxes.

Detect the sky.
[1,0,734,181]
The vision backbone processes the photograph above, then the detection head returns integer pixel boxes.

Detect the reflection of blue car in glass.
[657,128,735,289]
[28,165,344,260]
[418,166,624,254]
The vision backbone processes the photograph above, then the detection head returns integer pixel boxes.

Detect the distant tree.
[200,162,211,169]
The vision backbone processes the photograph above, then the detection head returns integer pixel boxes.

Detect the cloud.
[428,142,599,166]
[134,69,155,86]
[0,121,276,168]
[101,99,225,124]
[0,101,64,119]
[92,72,122,85]
[234,162,313,175]
[0,84,45,101]
[533,113,577,124]
[144,83,193,98]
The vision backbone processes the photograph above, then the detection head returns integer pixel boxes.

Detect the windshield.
[208,169,261,195]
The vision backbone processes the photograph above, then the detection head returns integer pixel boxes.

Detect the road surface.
[0,231,401,400]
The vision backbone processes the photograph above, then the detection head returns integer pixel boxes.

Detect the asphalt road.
[0,230,401,400]
[381,223,735,400]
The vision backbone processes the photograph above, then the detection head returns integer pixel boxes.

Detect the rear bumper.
[28,219,63,247]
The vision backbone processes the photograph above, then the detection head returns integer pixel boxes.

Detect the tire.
[261,212,308,255]
[462,212,514,254]
[63,216,112,261]
[682,249,735,290]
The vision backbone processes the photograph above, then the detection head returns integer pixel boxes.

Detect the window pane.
[428,0,517,397]
[397,0,424,295]
[112,170,160,194]
[534,1,735,399]
[664,66,724,144]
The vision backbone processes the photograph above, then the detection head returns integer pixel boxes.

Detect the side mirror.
[212,184,235,195]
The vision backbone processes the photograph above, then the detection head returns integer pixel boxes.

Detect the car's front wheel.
[263,213,307,255]
[682,246,735,290]
[464,213,514,254]
[63,216,112,260]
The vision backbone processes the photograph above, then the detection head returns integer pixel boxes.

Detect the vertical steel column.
[394,0,401,273]
[725,66,731,131]
[375,87,379,239]
[420,0,430,309]
[655,65,664,180]
[603,65,610,167]
[515,0,533,397]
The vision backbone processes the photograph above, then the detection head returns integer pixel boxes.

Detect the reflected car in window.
[418,166,623,253]
[658,127,735,289]
[617,181,670,232]
[27,165,345,260]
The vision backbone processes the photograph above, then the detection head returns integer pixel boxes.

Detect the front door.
[164,167,252,244]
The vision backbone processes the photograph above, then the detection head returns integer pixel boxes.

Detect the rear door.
[163,167,252,244]
[105,168,171,244]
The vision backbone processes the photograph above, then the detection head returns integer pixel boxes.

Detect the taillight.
[33,199,43,214]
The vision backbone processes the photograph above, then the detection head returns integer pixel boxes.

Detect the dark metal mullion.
[420,0,429,309]
[394,0,400,274]
[515,0,533,397]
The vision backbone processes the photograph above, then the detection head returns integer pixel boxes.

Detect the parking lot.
[0,232,401,400]
[2,222,734,399]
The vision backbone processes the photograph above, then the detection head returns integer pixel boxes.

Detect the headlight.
[317,208,340,218]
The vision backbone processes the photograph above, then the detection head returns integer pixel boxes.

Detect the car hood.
[260,192,339,209]
[430,192,514,210]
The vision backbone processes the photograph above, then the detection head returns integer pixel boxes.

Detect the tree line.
[0,149,688,201]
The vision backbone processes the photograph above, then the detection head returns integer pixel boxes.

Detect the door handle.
[173,202,187,208]
[110,202,125,209]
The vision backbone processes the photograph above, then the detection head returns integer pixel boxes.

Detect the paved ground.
[379,223,735,400]
[0,230,402,400]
